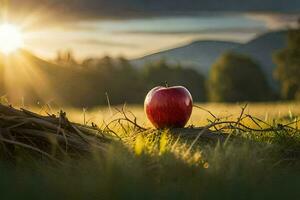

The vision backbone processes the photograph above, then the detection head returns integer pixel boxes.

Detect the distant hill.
[131,41,240,75]
[0,49,62,72]
[131,30,288,91]
[0,50,70,104]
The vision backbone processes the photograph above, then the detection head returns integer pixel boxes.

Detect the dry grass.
[25,102,300,127]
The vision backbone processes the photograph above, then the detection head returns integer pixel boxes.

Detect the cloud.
[74,39,139,48]
[6,0,300,24]
[116,27,266,35]
[247,13,300,29]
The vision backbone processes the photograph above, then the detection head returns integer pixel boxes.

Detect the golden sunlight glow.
[0,23,23,54]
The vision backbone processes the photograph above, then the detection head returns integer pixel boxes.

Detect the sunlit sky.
[0,0,299,60]
[21,14,294,60]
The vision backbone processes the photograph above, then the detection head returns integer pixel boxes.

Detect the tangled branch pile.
[105,105,299,141]
[0,104,113,164]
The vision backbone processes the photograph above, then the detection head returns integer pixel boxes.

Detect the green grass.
[1,102,300,199]
[1,140,300,199]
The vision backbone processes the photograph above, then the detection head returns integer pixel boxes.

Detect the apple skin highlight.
[144,86,193,129]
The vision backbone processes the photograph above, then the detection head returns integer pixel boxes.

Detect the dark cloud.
[6,0,300,23]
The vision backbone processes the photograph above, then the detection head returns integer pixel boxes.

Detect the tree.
[273,26,300,100]
[55,50,77,66]
[209,52,271,102]
[143,60,206,101]
[79,56,145,106]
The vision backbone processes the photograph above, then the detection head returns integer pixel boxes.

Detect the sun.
[0,23,24,54]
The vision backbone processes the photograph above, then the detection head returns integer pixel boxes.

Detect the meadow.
[0,102,299,199]
[62,102,300,126]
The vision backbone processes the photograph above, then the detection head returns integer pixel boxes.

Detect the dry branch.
[0,104,113,164]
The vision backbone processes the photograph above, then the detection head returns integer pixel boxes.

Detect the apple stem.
[165,81,169,88]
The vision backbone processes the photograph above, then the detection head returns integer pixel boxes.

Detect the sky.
[1,0,299,60]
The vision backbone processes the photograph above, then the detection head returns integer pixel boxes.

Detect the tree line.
[50,55,206,107]
[50,25,299,106]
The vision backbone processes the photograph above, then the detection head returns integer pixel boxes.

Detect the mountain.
[0,49,62,72]
[131,30,288,91]
[0,49,68,104]
[131,41,240,75]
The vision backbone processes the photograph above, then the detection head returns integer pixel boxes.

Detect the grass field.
[1,102,300,199]
[30,101,300,126]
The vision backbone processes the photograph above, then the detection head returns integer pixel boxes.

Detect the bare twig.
[193,105,217,119]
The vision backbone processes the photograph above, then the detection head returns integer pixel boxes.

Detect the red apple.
[144,86,193,129]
